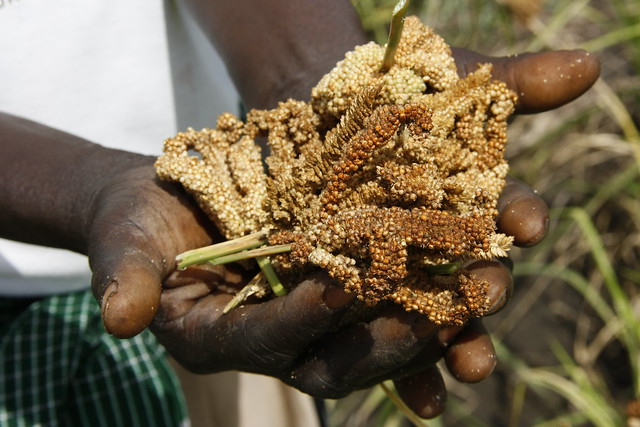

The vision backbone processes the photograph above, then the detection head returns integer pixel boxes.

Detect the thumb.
[85,164,216,338]
[90,231,164,338]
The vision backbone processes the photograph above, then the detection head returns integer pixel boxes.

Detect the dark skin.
[143,52,599,418]
[0,0,599,420]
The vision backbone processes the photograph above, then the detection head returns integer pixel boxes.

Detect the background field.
[330,1,640,425]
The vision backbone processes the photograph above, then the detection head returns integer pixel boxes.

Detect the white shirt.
[0,0,239,296]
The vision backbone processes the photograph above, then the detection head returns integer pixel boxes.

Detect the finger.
[393,365,447,419]
[289,307,439,398]
[291,259,511,396]
[158,265,236,323]
[461,259,513,315]
[497,177,549,246]
[154,281,213,323]
[452,47,600,113]
[444,319,496,383]
[377,328,452,382]
[90,228,165,339]
[163,264,244,290]
[199,272,356,373]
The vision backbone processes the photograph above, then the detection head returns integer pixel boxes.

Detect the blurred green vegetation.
[331,0,640,425]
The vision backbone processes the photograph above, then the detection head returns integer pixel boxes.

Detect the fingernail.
[100,280,149,339]
[323,285,355,310]
[485,284,510,315]
[101,281,119,335]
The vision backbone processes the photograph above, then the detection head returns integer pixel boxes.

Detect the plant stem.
[223,272,268,314]
[208,244,292,266]
[176,229,269,269]
[380,0,411,72]
[176,230,290,302]
[257,256,288,296]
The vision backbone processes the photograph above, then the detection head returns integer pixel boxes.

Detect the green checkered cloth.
[0,289,188,427]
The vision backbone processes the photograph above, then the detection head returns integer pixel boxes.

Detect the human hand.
[146,178,536,419]
[89,47,599,419]
[149,49,599,419]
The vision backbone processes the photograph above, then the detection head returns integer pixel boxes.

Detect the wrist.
[80,147,155,253]
[0,112,152,254]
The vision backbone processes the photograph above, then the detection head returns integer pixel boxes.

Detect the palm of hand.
[85,45,599,419]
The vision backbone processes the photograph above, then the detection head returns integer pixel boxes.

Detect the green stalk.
[208,244,292,266]
[563,207,640,396]
[380,0,411,72]
[257,256,288,296]
[176,229,268,269]
[176,229,290,305]
[221,256,287,314]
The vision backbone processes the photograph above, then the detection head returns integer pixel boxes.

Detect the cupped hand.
[87,47,599,419]
[145,179,543,418]
[149,258,509,394]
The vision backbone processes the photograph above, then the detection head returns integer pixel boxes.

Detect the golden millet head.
[156,16,517,325]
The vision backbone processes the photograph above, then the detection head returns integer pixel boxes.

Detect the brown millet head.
[271,204,506,324]
[155,16,517,325]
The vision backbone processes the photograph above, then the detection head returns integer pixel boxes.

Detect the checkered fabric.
[0,290,188,427]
